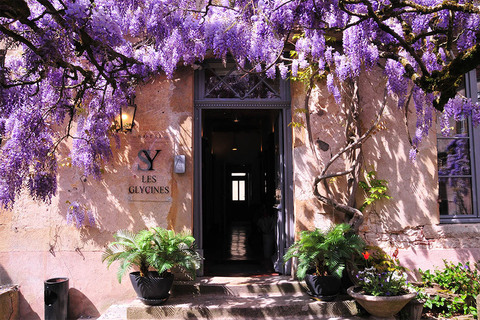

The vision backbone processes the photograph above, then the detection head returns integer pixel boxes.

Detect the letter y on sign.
[137,150,161,171]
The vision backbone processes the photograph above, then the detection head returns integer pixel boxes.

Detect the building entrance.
[201,109,283,275]
[193,61,293,276]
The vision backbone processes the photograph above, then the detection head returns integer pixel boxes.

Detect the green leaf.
[103,227,202,282]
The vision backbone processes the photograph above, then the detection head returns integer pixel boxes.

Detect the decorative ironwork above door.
[195,61,290,104]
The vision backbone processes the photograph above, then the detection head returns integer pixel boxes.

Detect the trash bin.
[44,277,69,320]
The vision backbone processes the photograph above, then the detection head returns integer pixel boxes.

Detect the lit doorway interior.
[201,109,284,276]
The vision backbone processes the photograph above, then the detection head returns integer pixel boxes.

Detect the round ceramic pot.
[347,286,416,320]
[129,271,174,305]
[304,274,341,301]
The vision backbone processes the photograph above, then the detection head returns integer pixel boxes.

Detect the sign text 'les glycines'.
[128,149,170,195]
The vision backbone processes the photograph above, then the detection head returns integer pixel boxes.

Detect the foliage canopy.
[0,0,480,207]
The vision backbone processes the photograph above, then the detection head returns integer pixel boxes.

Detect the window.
[231,172,246,201]
[437,67,480,222]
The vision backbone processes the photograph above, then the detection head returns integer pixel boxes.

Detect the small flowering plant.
[356,249,409,296]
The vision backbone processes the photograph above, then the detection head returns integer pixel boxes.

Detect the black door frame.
[193,103,294,275]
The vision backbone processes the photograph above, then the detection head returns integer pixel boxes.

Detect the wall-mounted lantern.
[115,95,137,132]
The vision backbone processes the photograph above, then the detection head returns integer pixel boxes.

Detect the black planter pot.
[129,271,174,305]
[304,274,341,301]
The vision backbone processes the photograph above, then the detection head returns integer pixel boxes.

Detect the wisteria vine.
[0,0,479,210]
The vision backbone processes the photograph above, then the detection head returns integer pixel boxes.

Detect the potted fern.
[102,227,202,305]
[284,223,365,301]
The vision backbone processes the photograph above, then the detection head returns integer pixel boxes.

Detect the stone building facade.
[0,63,479,319]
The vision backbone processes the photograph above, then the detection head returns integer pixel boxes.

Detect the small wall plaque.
[174,155,186,174]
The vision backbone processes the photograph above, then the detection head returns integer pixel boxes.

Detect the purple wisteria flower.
[66,201,96,228]
[0,0,479,213]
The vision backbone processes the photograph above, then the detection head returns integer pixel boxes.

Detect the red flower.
[362,251,370,260]
[392,248,399,259]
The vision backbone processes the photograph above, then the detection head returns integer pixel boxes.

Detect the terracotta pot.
[129,271,174,305]
[347,286,416,320]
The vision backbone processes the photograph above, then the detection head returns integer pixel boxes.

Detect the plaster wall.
[290,78,352,234]
[291,67,480,275]
[1,64,480,319]
[0,67,194,319]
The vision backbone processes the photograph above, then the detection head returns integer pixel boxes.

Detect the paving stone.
[97,304,128,320]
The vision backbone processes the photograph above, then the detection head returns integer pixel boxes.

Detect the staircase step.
[121,276,360,320]
[171,276,305,297]
[123,276,360,319]
[126,294,360,319]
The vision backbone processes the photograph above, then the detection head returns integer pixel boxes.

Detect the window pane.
[232,173,246,177]
[439,177,473,216]
[232,181,238,201]
[239,180,245,201]
[244,76,281,99]
[436,69,477,220]
[436,118,469,137]
[437,138,471,176]
[205,69,239,98]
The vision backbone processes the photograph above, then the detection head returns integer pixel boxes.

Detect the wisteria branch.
[312,85,388,232]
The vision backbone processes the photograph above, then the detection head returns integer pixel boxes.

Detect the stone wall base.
[0,285,19,320]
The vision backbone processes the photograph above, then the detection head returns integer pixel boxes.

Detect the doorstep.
[124,275,360,320]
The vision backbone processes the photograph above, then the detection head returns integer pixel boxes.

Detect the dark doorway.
[201,109,282,276]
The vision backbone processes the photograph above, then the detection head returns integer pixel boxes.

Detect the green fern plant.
[284,223,365,280]
[102,228,202,283]
[148,227,202,277]
[102,229,153,282]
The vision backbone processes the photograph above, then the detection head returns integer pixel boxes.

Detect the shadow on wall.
[44,94,193,318]
[36,142,155,320]
[19,291,40,320]
[293,68,439,235]
[357,70,439,233]
[52,71,195,248]
[68,288,100,319]
[54,140,155,248]
[0,264,13,285]
[1,264,40,320]
[292,87,361,230]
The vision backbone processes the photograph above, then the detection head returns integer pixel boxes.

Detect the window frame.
[439,69,480,223]
[231,172,247,202]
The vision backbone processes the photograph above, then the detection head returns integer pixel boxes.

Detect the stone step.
[126,294,360,320]
[118,276,362,319]
[126,275,360,319]
[171,276,306,297]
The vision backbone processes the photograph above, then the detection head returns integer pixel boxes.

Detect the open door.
[197,108,291,276]
[272,111,286,273]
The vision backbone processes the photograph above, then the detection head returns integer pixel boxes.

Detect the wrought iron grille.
[196,61,287,101]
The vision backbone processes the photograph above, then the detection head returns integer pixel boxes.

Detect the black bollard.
[44,277,69,320]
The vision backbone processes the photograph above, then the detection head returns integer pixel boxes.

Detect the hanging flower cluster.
[66,201,95,228]
[0,0,479,209]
